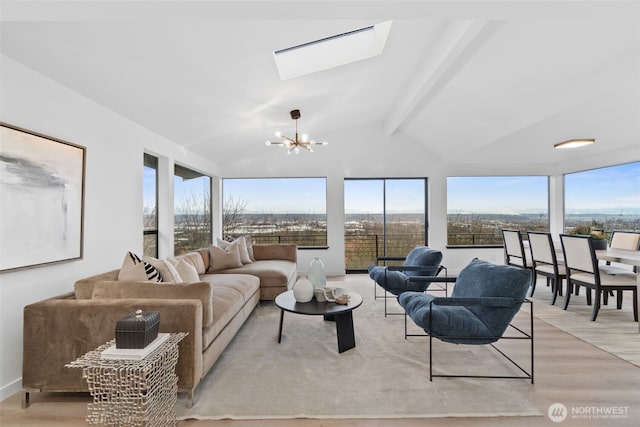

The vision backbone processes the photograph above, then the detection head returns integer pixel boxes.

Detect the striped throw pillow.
[118,251,162,282]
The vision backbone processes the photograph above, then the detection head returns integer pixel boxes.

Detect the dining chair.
[501,229,531,269]
[527,231,566,304]
[602,230,640,273]
[559,234,638,321]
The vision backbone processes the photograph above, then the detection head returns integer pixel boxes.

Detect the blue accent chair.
[368,246,443,296]
[398,258,534,383]
[368,246,444,316]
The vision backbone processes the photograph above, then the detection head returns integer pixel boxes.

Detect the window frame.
[143,153,159,258]
[173,164,212,255]
[563,161,640,237]
[344,177,428,273]
[446,175,550,248]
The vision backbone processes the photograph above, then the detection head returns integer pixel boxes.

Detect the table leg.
[334,311,356,353]
[278,309,284,343]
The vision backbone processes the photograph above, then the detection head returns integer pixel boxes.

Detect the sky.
[447,176,548,214]
[143,162,640,216]
[224,178,327,214]
[564,161,640,214]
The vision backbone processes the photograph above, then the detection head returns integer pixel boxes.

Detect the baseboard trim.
[0,377,22,402]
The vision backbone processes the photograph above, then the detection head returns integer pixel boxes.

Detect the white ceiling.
[2,1,639,173]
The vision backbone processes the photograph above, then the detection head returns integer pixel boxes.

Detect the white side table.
[66,332,187,426]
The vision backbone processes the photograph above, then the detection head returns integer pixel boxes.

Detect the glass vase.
[308,257,326,288]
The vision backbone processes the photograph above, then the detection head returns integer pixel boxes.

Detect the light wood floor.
[2,278,639,427]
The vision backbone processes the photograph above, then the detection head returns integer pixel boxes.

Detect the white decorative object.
[293,277,314,303]
[308,257,326,288]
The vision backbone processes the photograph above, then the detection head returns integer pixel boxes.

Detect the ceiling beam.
[383,19,501,137]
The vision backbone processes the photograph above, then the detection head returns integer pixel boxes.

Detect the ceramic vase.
[293,277,314,303]
[308,257,327,288]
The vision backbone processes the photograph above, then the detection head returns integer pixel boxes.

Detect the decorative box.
[115,310,160,349]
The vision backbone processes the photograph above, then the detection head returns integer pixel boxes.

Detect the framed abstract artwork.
[0,122,86,272]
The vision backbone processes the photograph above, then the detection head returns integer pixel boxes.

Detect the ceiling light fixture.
[265,109,328,154]
[554,139,595,149]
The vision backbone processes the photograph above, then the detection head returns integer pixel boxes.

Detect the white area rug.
[177,277,540,420]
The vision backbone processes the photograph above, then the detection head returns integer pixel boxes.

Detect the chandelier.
[265,109,328,154]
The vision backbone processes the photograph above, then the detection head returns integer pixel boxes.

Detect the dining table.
[596,248,640,333]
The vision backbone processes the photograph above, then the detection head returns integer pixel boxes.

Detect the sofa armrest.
[91,280,214,327]
[23,296,203,393]
[252,243,298,263]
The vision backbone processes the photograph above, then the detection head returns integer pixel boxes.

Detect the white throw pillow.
[244,235,255,261]
[118,251,162,282]
[209,240,243,271]
[177,251,207,274]
[174,259,200,283]
[144,256,183,283]
[217,237,252,265]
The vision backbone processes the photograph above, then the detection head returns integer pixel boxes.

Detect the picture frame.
[1,122,86,272]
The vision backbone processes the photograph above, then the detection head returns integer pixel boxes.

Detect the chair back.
[610,231,640,250]
[451,259,532,336]
[527,231,556,266]
[559,234,597,275]
[502,229,528,268]
[403,246,443,277]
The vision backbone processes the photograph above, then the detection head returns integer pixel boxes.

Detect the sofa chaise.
[22,243,297,407]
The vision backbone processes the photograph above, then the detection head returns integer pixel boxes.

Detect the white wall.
[0,55,220,400]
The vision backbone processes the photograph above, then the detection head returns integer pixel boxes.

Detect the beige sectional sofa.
[22,243,297,407]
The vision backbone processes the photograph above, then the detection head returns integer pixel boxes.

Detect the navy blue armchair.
[368,246,444,315]
[398,258,534,383]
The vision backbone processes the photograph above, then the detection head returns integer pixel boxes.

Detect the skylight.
[273,20,393,80]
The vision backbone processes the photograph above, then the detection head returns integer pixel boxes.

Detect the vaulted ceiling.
[2,1,639,174]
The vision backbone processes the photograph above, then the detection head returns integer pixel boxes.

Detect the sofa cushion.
[118,251,162,282]
[212,260,297,288]
[91,280,215,327]
[75,270,120,299]
[175,251,207,275]
[252,243,297,263]
[199,274,260,348]
[209,242,243,272]
[171,258,200,283]
[217,237,252,265]
[244,235,255,262]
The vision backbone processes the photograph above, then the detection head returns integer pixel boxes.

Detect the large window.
[222,178,327,247]
[447,176,548,246]
[344,178,427,272]
[565,162,640,236]
[174,165,212,255]
[143,154,158,257]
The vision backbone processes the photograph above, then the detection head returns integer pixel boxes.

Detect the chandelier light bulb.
[264,109,327,155]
